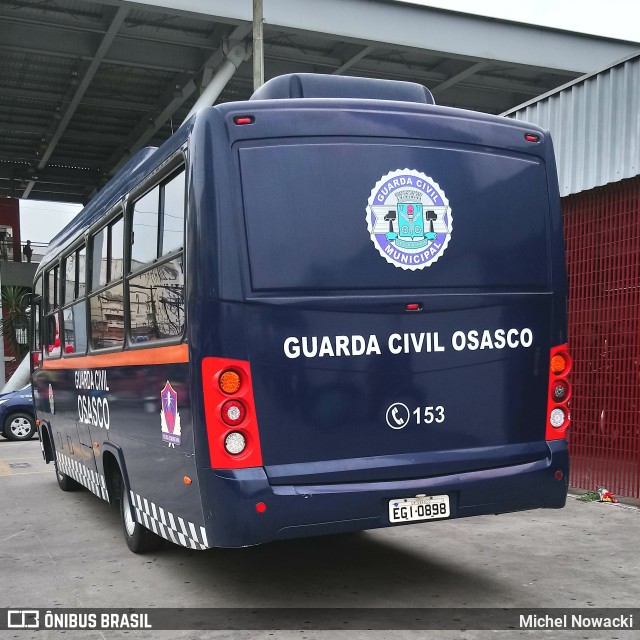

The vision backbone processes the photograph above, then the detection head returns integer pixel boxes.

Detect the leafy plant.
[577,491,600,502]
[0,285,30,360]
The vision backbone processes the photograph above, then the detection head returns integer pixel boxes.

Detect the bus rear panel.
[190,75,569,547]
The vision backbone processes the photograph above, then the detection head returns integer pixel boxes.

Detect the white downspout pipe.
[253,0,264,91]
[184,43,248,123]
[1,354,30,394]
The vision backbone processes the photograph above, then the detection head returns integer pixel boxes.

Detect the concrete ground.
[1,438,638,640]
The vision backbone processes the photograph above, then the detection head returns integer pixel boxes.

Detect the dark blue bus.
[31,74,572,553]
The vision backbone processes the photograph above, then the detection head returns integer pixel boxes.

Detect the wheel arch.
[38,420,55,462]
[101,443,132,508]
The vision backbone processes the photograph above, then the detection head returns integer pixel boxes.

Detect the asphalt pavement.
[1,438,638,640]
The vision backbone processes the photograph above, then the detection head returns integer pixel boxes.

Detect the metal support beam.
[123,0,640,73]
[332,45,375,75]
[106,24,251,178]
[253,0,264,90]
[431,61,489,94]
[22,6,129,199]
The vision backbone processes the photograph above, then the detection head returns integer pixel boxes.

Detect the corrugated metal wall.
[506,53,640,197]
[564,176,640,498]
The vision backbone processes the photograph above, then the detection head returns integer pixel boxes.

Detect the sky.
[18,0,640,245]
[20,200,82,246]
[403,0,640,41]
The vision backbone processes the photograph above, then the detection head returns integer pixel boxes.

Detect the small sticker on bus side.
[366,168,452,270]
[48,383,55,414]
[160,381,181,447]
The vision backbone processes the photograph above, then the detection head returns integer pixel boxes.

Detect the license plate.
[388,495,450,523]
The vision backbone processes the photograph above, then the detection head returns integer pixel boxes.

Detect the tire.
[4,412,36,441]
[119,476,162,553]
[55,460,81,491]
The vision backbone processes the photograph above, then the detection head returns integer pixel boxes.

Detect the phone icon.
[386,403,410,429]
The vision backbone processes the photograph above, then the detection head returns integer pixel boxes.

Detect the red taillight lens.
[202,358,263,469]
[552,380,569,402]
[546,345,572,440]
[221,399,246,426]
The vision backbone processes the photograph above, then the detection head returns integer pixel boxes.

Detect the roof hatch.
[250,73,435,104]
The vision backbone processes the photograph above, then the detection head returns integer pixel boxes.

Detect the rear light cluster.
[546,344,572,440]
[202,358,263,469]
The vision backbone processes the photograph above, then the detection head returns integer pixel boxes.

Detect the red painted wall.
[563,176,640,499]
[0,197,22,262]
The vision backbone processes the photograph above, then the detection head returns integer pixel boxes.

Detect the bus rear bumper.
[204,440,569,547]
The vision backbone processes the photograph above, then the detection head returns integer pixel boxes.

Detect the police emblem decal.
[160,381,181,447]
[366,168,453,270]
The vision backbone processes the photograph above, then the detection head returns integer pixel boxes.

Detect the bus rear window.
[239,142,550,292]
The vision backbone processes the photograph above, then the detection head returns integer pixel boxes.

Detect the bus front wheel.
[119,479,161,553]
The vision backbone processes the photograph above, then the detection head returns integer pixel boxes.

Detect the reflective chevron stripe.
[55,451,109,501]
[130,491,209,550]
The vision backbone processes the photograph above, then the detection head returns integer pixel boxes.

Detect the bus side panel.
[35,360,209,550]
[32,367,102,490]
[103,360,209,549]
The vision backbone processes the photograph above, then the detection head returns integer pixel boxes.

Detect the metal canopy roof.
[505,52,640,197]
[1,0,638,204]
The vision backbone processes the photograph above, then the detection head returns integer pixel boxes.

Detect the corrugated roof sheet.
[504,52,640,197]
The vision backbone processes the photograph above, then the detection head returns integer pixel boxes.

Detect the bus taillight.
[546,344,572,440]
[219,369,242,394]
[551,380,569,402]
[224,431,247,455]
[221,399,246,426]
[202,357,263,469]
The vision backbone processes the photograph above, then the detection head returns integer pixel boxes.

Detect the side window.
[64,252,76,305]
[128,166,186,345]
[47,266,58,313]
[89,283,124,350]
[129,256,185,343]
[89,214,125,351]
[63,301,88,354]
[63,245,86,306]
[91,217,123,291]
[45,313,61,359]
[131,186,160,269]
[92,226,108,290]
[78,246,86,298]
[61,245,87,356]
[111,218,124,281]
[44,266,60,359]
[31,276,43,368]
[162,171,186,256]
